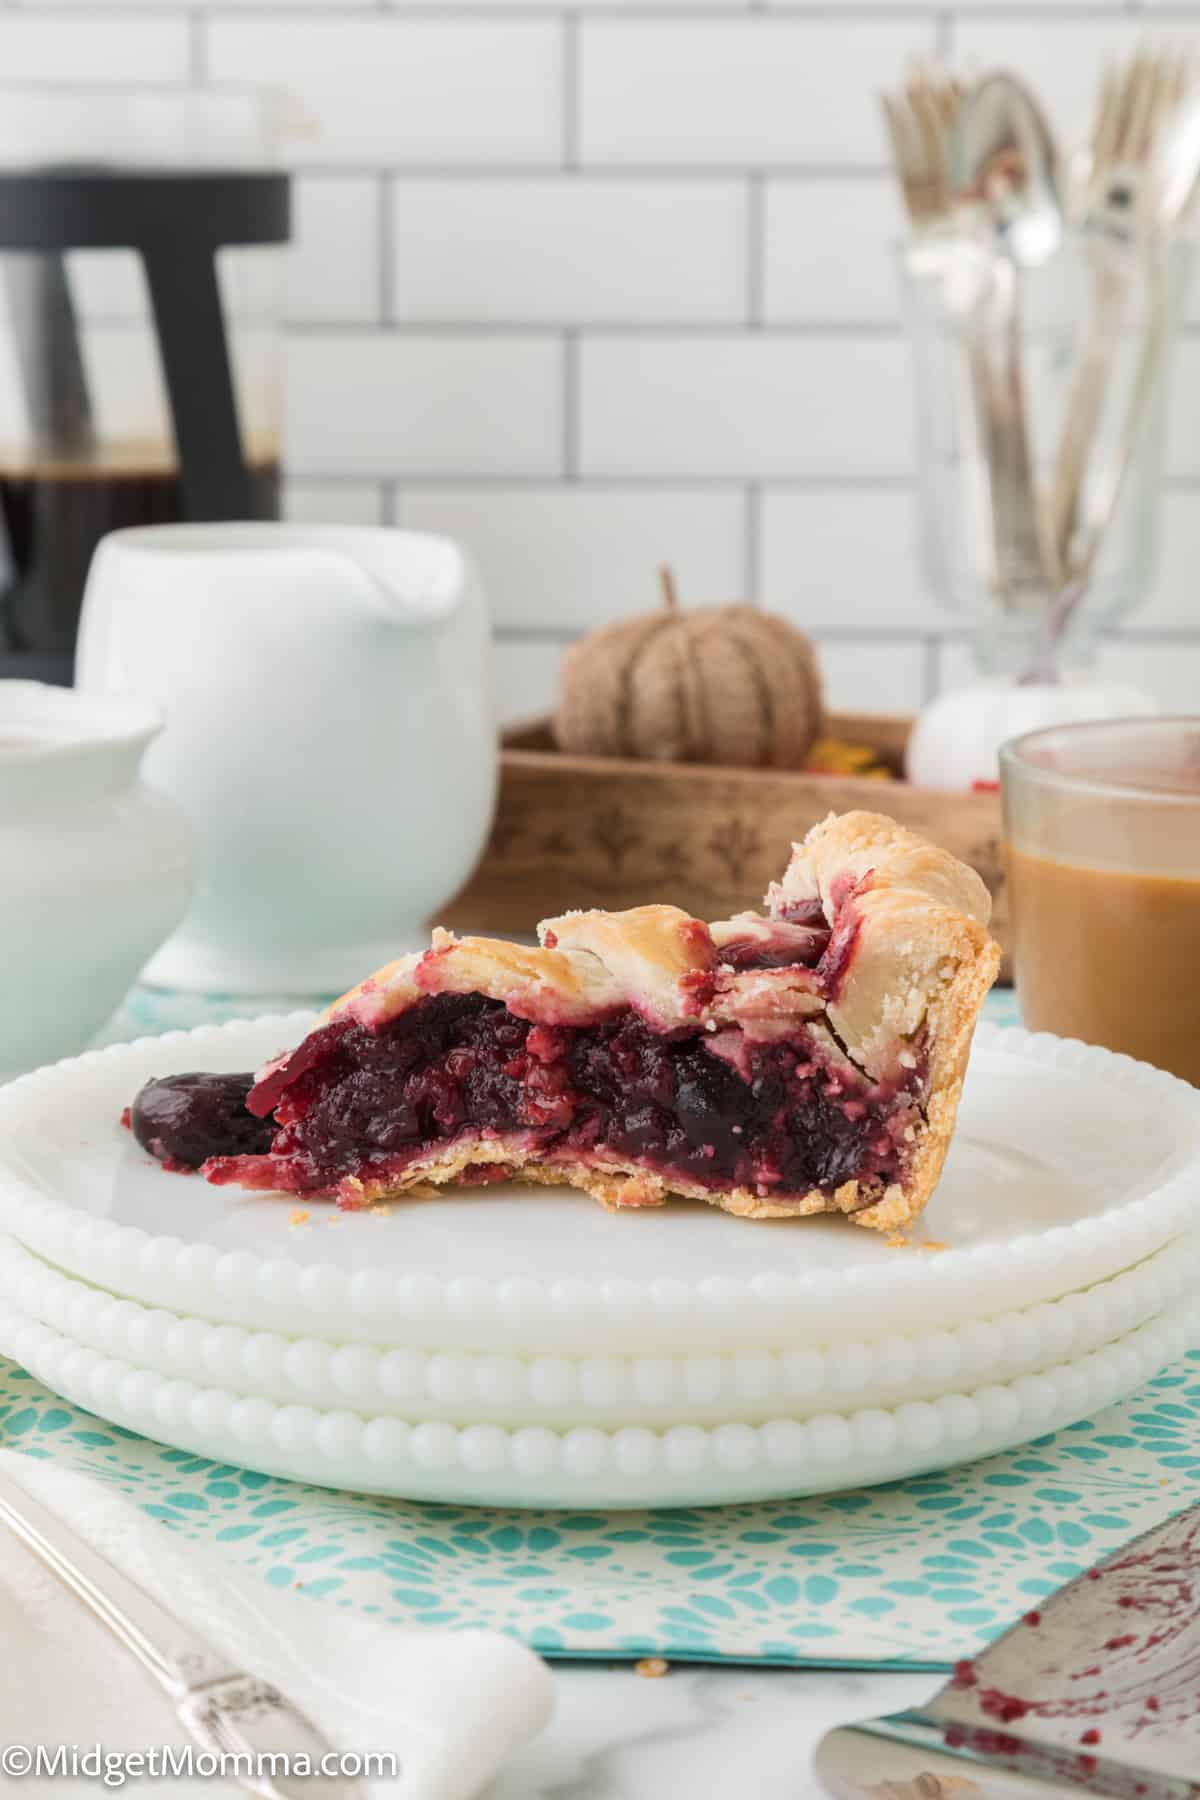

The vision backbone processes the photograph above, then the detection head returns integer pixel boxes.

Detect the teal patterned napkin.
[1,1352,1197,1669]
[1,982,1188,1670]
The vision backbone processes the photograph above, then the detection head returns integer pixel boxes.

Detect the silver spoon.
[954,69,1064,268]
[952,71,1064,609]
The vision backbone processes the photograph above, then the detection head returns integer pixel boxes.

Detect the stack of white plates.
[0,1016,1197,1508]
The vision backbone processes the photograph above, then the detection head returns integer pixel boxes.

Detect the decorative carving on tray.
[442,713,1010,977]
[708,817,766,883]
[655,840,691,877]
[488,815,523,859]
[591,806,643,871]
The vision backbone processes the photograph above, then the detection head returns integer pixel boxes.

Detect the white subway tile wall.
[397,488,746,630]
[578,336,913,478]
[578,21,936,167]
[207,20,564,167]
[0,15,189,79]
[389,178,748,323]
[12,1,1196,718]
[760,488,938,632]
[816,639,927,718]
[763,179,906,325]
[493,638,564,728]
[287,178,381,324]
[284,480,385,526]
[285,333,564,476]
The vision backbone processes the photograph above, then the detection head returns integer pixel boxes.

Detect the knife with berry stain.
[815,1504,1200,1799]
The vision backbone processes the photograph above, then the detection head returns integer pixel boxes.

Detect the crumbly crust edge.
[329,1136,876,1223]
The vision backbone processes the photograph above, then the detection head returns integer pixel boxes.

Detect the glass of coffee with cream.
[1001,717,1200,1086]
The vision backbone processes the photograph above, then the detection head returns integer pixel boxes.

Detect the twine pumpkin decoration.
[556,568,823,768]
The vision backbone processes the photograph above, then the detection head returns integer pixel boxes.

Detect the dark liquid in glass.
[0,453,280,654]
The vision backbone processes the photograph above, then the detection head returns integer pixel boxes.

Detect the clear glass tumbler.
[901,234,1191,678]
[1000,716,1200,1085]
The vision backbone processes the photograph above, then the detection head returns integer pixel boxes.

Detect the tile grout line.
[284,319,908,337]
[288,472,921,491]
[562,12,580,170]
[494,623,949,645]
[746,171,765,329]
[562,330,581,480]
[487,627,1200,662]
[486,626,1200,648]
[135,162,902,183]
[744,484,761,603]
[377,172,395,326]
[13,3,1145,16]
[188,8,206,80]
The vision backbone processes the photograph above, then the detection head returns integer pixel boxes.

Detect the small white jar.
[906,678,1158,792]
[0,682,192,1074]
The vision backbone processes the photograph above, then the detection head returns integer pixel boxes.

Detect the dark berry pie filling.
[128,1071,275,1170]
[120,811,1001,1231]
[130,992,923,1207]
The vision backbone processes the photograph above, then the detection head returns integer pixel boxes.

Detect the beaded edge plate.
[1,1291,1195,1509]
[1,1019,1198,1353]
[3,1231,1197,1430]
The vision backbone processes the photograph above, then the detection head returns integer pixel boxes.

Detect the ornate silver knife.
[0,1465,366,1799]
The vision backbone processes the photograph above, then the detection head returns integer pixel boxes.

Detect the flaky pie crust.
[269,811,1000,1233]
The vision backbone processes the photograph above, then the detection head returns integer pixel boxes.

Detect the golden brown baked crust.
[278,811,999,1232]
[763,812,1000,1229]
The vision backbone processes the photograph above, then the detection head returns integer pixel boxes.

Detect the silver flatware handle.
[0,1466,365,1798]
[0,1464,232,1693]
[180,1676,368,1799]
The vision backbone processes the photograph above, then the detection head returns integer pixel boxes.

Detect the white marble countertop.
[484,1664,938,1798]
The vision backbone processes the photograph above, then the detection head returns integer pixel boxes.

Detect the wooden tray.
[444,711,1011,975]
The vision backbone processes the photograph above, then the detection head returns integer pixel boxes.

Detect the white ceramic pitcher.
[77,524,496,993]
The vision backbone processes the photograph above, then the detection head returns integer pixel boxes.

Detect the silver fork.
[1050,45,1190,572]
[0,1465,366,1800]
[883,66,1014,605]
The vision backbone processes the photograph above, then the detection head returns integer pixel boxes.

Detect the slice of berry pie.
[130,811,1000,1233]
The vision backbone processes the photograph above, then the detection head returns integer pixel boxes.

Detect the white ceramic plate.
[0,1292,1192,1508]
[1,1017,1198,1354]
[3,1228,1194,1428]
